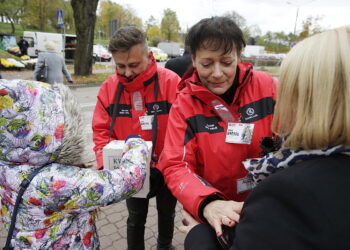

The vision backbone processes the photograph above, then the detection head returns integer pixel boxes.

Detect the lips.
[211,81,225,86]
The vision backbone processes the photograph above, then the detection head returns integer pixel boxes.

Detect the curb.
[66,82,102,88]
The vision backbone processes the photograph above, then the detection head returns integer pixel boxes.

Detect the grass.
[68,72,110,85]
[0,49,21,60]
[66,63,113,71]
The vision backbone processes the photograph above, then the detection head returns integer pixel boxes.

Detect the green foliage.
[223,11,251,45]
[145,15,158,32]
[298,16,323,40]
[255,31,292,53]
[22,0,71,32]
[0,49,20,59]
[147,25,162,45]
[160,9,181,41]
[96,0,142,39]
[0,0,25,34]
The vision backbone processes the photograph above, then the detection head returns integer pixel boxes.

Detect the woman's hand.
[178,209,200,234]
[203,200,243,237]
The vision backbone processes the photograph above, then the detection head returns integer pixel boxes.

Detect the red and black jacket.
[158,62,277,222]
[92,59,180,169]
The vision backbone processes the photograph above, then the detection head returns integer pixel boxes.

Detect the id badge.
[237,176,256,193]
[139,115,154,130]
[225,122,255,144]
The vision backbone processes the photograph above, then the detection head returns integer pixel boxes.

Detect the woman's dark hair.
[186,16,246,56]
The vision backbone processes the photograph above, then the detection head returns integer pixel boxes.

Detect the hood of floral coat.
[0,79,85,167]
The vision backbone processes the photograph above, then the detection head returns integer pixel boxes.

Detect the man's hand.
[178,209,200,234]
[203,200,243,237]
[146,167,164,199]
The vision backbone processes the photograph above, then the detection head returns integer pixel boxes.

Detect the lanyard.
[108,73,159,161]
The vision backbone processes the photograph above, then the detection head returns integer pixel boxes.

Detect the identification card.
[237,176,256,193]
[139,115,154,130]
[225,123,255,144]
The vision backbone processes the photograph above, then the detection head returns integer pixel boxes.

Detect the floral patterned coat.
[0,80,147,249]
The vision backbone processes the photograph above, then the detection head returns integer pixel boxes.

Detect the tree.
[62,1,75,33]
[97,1,142,39]
[71,0,99,76]
[160,9,181,41]
[21,0,72,32]
[145,15,158,31]
[298,16,323,40]
[223,10,251,45]
[223,10,246,28]
[0,0,24,34]
[147,25,162,46]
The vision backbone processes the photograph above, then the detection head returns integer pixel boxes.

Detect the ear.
[148,51,153,60]
[191,55,196,68]
[238,48,243,63]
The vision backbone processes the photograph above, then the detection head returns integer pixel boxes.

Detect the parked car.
[149,47,168,62]
[93,44,112,62]
[157,42,181,58]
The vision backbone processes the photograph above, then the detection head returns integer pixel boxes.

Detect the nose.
[212,63,223,78]
[125,67,133,78]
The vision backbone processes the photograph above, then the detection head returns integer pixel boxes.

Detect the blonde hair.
[272,26,350,149]
[44,40,56,51]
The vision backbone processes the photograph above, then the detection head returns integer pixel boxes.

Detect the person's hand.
[146,167,165,199]
[178,209,200,234]
[203,200,243,237]
[68,80,73,84]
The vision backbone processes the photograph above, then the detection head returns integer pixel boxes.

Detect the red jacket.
[92,59,180,169]
[158,62,277,221]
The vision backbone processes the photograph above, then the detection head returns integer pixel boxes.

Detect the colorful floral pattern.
[0,80,148,249]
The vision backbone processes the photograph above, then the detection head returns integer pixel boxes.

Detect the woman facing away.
[33,41,73,84]
[0,79,148,249]
[182,25,350,250]
[158,16,277,236]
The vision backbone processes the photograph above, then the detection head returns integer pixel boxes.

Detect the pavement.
[0,63,186,249]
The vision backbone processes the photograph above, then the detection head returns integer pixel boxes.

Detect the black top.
[165,52,192,77]
[185,154,350,250]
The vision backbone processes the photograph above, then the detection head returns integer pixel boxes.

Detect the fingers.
[211,219,223,237]
[178,225,188,234]
[226,211,240,223]
[221,216,236,227]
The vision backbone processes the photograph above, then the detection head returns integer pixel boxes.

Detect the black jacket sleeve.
[185,224,220,250]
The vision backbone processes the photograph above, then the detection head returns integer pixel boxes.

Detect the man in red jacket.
[92,26,180,250]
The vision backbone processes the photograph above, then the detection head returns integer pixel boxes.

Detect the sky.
[111,0,350,34]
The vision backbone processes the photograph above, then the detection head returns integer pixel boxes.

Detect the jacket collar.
[117,58,157,92]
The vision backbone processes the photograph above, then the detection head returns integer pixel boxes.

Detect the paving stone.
[148,206,157,216]
[99,235,113,249]
[118,226,127,238]
[173,231,186,245]
[113,238,128,250]
[96,218,109,228]
[107,212,123,224]
[144,228,155,240]
[99,223,118,236]
[146,215,157,227]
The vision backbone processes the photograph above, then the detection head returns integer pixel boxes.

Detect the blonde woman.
[182,26,350,250]
[33,41,73,84]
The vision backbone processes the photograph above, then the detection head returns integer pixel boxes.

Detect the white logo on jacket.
[246,108,255,116]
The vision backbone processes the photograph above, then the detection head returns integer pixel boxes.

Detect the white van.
[23,31,76,61]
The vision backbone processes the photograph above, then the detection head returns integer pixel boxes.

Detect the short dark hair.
[108,26,147,52]
[186,16,246,56]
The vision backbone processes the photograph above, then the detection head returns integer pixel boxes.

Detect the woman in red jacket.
[158,16,276,236]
